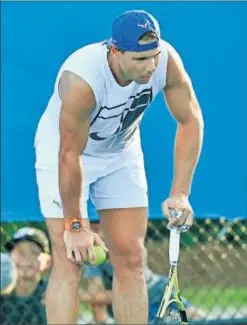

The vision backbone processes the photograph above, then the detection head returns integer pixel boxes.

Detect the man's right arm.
[58,71,96,223]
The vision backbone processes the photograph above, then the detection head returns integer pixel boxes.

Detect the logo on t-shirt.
[90,87,153,141]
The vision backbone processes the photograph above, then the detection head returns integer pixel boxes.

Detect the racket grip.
[169,228,180,264]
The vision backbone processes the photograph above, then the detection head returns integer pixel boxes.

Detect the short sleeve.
[153,39,169,92]
[57,45,104,107]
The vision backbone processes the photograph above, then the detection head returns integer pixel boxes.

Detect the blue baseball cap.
[107,10,160,52]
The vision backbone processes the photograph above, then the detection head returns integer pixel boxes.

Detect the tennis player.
[34,9,204,324]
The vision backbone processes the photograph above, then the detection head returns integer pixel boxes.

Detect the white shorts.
[35,145,148,219]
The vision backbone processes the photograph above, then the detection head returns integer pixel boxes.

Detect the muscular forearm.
[170,116,204,196]
[59,150,83,220]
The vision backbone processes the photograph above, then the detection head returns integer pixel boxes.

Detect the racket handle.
[169,228,181,264]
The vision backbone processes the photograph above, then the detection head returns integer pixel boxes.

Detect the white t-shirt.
[35,40,169,157]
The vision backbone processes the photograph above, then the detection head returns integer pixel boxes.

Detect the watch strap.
[64,218,87,232]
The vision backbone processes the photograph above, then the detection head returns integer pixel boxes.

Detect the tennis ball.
[86,245,106,266]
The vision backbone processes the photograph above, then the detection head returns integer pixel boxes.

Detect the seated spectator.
[1,227,51,325]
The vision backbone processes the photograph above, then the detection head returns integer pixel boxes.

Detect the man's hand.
[64,229,108,265]
[162,193,194,232]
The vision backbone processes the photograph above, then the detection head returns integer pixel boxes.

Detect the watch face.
[72,221,81,231]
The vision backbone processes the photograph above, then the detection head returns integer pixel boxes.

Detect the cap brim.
[4,237,44,252]
[4,239,16,252]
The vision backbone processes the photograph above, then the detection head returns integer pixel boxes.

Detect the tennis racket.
[154,227,188,325]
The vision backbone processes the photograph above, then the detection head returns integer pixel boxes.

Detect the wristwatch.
[64,218,87,232]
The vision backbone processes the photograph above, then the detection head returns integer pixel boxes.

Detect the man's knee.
[111,239,146,275]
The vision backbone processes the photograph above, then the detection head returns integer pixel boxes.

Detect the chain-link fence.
[146,217,247,324]
[1,217,247,325]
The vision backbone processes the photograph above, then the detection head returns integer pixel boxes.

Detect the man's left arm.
[162,43,204,229]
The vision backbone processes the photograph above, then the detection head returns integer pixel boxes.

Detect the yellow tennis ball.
[86,245,106,266]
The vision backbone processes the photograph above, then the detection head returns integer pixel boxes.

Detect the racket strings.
[163,308,182,324]
[154,308,182,324]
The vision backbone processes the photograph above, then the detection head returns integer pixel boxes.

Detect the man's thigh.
[90,151,148,211]
[91,151,149,252]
